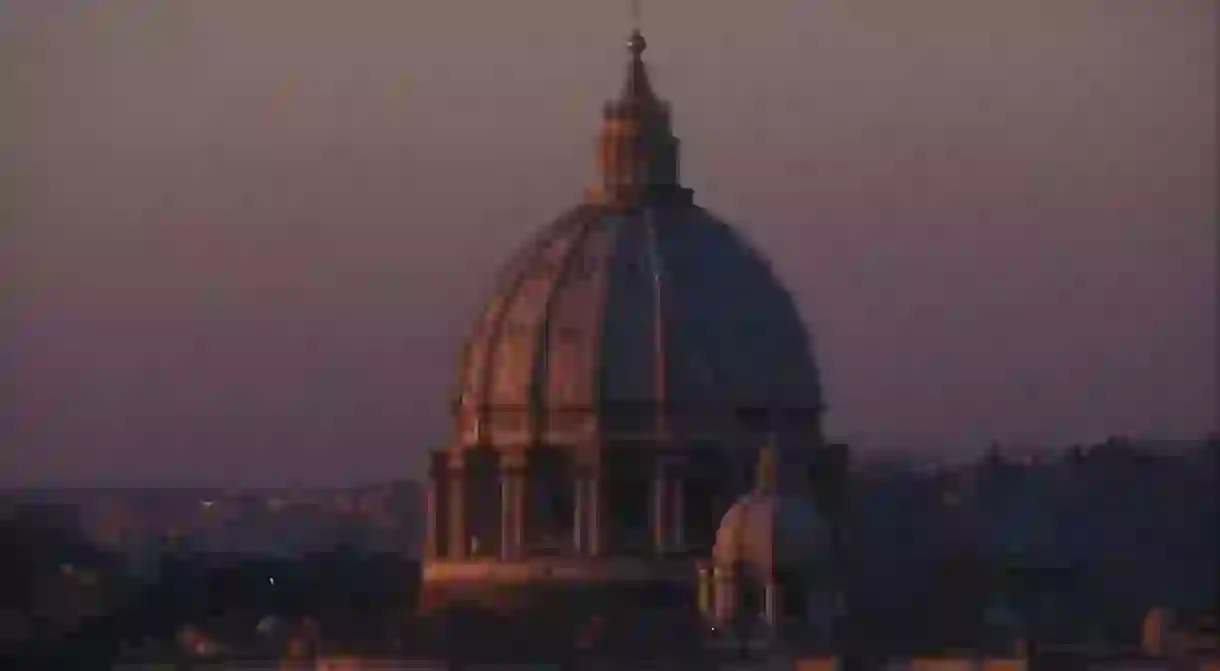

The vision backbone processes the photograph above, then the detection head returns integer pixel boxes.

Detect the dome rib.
[644,208,668,436]
[591,211,627,424]
[456,223,552,417]
[449,30,823,454]
[475,249,533,441]
[467,207,592,437]
[529,209,603,433]
[454,205,824,450]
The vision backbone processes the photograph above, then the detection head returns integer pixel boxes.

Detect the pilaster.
[713,565,735,626]
[573,474,587,554]
[697,560,714,620]
[763,581,778,628]
[671,477,685,549]
[423,479,437,560]
[446,451,467,560]
[499,449,527,560]
[588,471,604,557]
[652,464,669,555]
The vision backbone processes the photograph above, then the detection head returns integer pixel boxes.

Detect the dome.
[712,439,830,577]
[714,491,828,571]
[449,30,822,453]
[452,202,822,448]
[713,489,830,578]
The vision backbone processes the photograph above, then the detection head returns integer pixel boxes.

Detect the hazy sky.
[2,0,1215,487]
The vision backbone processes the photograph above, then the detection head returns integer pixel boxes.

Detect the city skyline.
[3,0,1216,487]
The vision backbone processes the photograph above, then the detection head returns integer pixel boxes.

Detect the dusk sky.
[2,0,1216,487]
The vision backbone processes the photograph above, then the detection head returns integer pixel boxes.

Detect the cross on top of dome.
[627,29,646,59]
[617,29,659,108]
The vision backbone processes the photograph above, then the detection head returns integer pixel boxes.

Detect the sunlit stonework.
[420,30,848,652]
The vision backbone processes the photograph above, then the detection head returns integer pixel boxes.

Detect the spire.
[620,30,659,106]
[587,28,692,208]
[624,0,654,108]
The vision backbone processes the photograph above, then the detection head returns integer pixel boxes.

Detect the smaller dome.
[713,491,829,578]
[712,438,830,577]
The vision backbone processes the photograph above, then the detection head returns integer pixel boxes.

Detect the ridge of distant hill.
[1,480,425,559]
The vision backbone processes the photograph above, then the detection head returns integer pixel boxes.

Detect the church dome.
[713,492,829,576]
[451,31,822,451]
[712,443,831,577]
